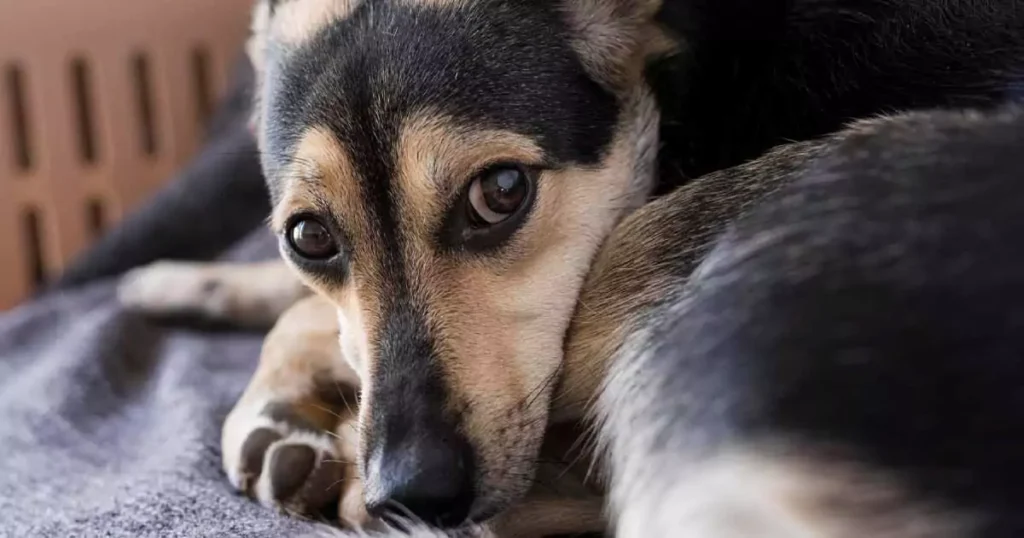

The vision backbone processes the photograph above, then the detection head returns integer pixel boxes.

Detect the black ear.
[267,0,282,15]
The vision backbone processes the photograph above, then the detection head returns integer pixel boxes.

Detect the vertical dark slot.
[71,57,98,164]
[190,46,213,132]
[4,64,34,171]
[86,198,106,238]
[131,53,157,156]
[21,207,46,287]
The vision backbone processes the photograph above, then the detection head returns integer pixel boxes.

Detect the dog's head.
[248,0,667,526]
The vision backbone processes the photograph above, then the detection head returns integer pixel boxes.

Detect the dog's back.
[600,106,1024,538]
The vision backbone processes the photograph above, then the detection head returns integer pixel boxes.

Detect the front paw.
[117,261,229,318]
[222,400,362,520]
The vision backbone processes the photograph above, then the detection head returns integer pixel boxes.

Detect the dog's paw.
[118,261,229,318]
[222,400,366,522]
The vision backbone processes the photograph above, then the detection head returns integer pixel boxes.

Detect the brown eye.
[287,217,338,259]
[468,166,531,225]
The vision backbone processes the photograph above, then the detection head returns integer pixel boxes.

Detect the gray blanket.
[0,230,333,537]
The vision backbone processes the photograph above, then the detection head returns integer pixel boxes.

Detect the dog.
[118,0,1024,535]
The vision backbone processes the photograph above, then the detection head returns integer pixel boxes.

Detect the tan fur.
[246,294,361,397]
[255,81,658,508]
[269,127,382,389]
[403,92,656,504]
[426,123,650,502]
[219,295,364,519]
[554,140,828,421]
[562,0,679,91]
[195,88,655,512]
[121,82,660,535]
[270,127,365,236]
[613,442,975,538]
[215,292,602,535]
[488,498,605,537]
[121,0,678,531]
[122,0,672,515]
[268,128,387,382]
[119,99,989,537]
[393,112,547,239]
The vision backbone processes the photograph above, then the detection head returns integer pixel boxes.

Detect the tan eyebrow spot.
[393,111,545,234]
[270,126,363,236]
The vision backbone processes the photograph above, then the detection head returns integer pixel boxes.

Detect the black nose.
[364,428,475,527]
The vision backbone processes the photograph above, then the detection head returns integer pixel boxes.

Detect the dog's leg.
[118,259,310,329]
[221,294,368,522]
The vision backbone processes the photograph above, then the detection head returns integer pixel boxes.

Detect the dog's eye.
[467,165,531,225]
[287,217,339,260]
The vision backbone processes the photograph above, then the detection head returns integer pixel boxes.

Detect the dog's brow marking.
[393,112,546,238]
[271,126,360,231]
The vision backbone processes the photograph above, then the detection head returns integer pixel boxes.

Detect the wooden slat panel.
[0,66,14,178]
[157,43,200,172]
[0,0,253,309]
[0,200,32,309]
[30,51,90,275]
[82,44,124,222]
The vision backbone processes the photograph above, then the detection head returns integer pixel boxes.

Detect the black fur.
[650,0,1024,190]
[261,0,619,196]
[608,106,1024,536]
[260,0,1024,531]
[56,0,1024,292]
[52,0,1024,532]
[260,0,624,486]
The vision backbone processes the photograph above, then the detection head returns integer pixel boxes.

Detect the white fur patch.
[271,0,363,45]
[612,446,974,538]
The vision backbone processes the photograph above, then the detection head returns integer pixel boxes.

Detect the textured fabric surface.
[0,231,341,537]
[0,48,351,536]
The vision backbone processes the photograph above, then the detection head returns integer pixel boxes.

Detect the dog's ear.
[562,0,677,91]
[244,1,271,141]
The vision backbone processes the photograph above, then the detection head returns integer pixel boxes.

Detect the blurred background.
[0,0,253,310]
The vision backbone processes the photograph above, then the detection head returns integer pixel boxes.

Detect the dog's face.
[249,0,664,526]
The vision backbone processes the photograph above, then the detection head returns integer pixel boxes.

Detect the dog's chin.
[467,465,541,525]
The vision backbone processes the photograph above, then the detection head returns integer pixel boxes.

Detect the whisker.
[519,366,562,413]
[336,382,359,417]
[310,403,347,421]
[321,429,345,442]
[321,458,355,465]
[324,476,359,492]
